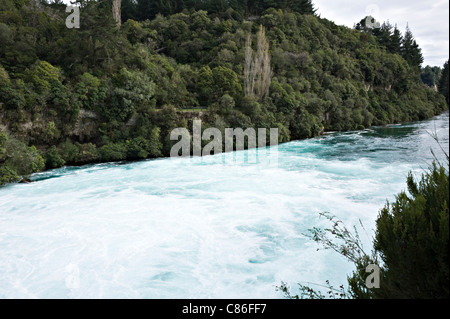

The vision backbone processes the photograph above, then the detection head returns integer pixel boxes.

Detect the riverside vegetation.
[1,0,449,300]
[279,155,449,299]
[0,0,448,185]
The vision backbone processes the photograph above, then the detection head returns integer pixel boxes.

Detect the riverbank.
[3,109,446,188]
[1,109,448,298]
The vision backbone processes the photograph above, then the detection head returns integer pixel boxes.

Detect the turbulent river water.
[0,112,448,299]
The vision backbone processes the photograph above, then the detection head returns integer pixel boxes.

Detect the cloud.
[314,0,449,67]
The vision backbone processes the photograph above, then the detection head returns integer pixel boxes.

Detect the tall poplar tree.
[244,25,272,101]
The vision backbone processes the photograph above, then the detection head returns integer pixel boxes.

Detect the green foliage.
[211,66,243,101]
[278,280,347,299]
[283,158,449,299]
[0,1,447,185]
[58,139,80,164]
[76,142,99,164]
[279,211,374,299]
[0,131,7,162]
[75,72,106,111]
[44,145,65,169]
[0,131,45,184]
[99,142,127,162]
[25,60,61,94]
[401,26,424,71]
[421,65,442,88]
[374,162,449,298]
[107,67,156,121]
[438,60,449,105]
[0,64,10,86]
[125,0,315,22]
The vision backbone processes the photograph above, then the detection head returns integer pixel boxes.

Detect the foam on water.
[0,112,448,298]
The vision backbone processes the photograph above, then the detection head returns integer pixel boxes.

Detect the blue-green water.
[0,112,448,298]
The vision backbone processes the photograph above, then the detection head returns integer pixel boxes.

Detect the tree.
[375,161,449,298]
[376,22,393,49]
[0,133,45,185]
[401,25,423,70]
[244,25,272,101]
[106,68,156,121]
[121,0,138,22]
[196,66,214,107]
[212,66,243,101]
[217,94,236,114]
[44,145,66,169]
[284,157,449,299]
[25,60,61,94]
[387,25,402,55]
[0,1,447,185]
[112,0,122,28]
[0,131,7,163]
[438,60,449,105]
[289,0,315,14]
[127,0,315,18]
[421,65,442,89]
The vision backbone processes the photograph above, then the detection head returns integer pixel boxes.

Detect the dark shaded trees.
[0,1,447,185]
[401,25,423,70]
[355,18,423,75]
[0,132,45,184]
[374,162,449,299]
[387,25,402,55]
[122,0,315,22]
[421,65,442,89]
[438,60,449,105]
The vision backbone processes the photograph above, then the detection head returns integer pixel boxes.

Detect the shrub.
[374,162,449,298]
[283,158,449,299]
[44,145,65,169]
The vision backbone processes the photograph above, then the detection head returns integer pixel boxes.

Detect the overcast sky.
[313,0,449,67]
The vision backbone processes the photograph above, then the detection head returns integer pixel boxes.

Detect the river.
[0,112,448,298]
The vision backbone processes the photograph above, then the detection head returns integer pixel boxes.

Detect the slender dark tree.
[438,59,449,105]
[387,25,402,55]
[401,25,423,69]
[376,21,393,49]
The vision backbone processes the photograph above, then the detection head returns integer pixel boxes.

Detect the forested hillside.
[0,0,448,185]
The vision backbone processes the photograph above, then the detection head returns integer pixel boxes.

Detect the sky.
[313,0,450,67]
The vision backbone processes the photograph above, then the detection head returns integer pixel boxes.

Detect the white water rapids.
[0,112,448,298]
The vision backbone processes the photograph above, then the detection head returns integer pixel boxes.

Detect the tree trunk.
[112,0,121,28]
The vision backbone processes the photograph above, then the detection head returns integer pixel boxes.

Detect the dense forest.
[0,0,448,185]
